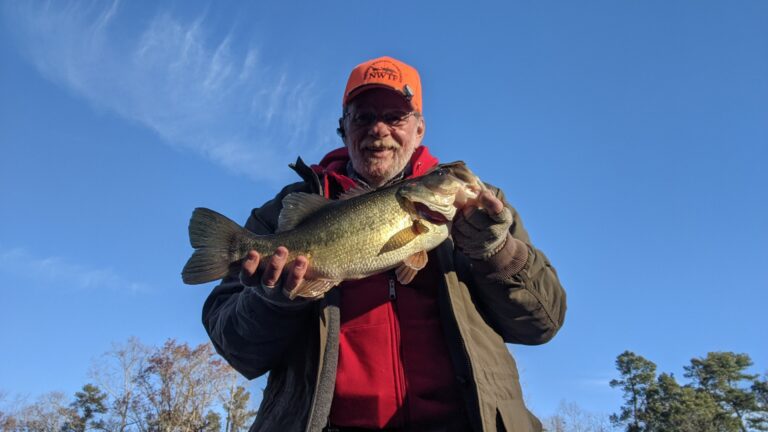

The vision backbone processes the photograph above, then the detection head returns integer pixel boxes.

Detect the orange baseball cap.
[342,56,423,113]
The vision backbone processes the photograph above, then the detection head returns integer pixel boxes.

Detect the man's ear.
[416,115,426,142]
[336,118,346,139]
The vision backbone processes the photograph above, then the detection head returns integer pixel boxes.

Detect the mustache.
[361,139,400,151]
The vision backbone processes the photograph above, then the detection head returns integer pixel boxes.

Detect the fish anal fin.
[289,278,342,300]
[278,193,331,232]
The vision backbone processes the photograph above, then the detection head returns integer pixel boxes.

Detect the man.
[203,56,566,432]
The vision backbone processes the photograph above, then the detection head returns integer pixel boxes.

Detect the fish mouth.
[414,202,452,224]
[423,175,482,206]
[396,162,483,223]
[408,190,459,223]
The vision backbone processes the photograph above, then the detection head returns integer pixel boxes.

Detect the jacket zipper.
[387,277,409,427]
[438,272,481,431]
[447,300,477,421]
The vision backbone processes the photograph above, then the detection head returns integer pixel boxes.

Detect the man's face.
[342,87,425,187]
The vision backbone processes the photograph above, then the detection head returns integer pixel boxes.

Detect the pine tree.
[610,351,657,431]
[684,352,760,432]
[222,384,257,432]
[751,374,768,431]
[648,372,722,432]
[61,384,108,432]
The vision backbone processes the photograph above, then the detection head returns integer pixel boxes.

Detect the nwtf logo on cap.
[363,60,403,84]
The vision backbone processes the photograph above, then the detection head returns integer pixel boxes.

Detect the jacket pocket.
[496,399,541,432]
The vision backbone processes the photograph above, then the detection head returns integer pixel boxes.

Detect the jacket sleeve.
[463,187,567,346]
[201,182,315,379]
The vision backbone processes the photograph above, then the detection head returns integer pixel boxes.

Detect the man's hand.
[240,246,308,296]
[464,189,505,216]
[452,190,513,260]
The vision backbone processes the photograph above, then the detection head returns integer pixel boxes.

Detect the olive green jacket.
[202,159,567,432]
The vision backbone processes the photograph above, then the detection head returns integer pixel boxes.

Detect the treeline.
[609,351,767,432]
[3,341,766,432]
[544,351,768,432]
[0,338,256,432]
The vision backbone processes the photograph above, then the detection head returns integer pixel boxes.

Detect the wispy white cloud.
[0,247,148,293]
[3,1,334,181]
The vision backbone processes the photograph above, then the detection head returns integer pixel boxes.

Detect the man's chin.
[359,162,399,184]
[363,148,395,160]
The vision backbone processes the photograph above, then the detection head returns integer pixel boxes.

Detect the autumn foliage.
[0,338,256,432]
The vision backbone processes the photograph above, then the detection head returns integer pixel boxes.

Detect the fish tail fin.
[182,207,252,284]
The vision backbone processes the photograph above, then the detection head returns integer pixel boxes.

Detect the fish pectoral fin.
[277,193,332,232]
[378,221,429,255]
[290,278,342,300]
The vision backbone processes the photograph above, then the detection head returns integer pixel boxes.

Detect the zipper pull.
[388,278,396,300]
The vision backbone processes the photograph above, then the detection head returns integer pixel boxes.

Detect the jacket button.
[455,375,468,385]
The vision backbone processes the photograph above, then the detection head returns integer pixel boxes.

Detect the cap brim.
[345,84,415,110]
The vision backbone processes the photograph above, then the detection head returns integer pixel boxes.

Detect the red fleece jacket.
[311,147,464,429]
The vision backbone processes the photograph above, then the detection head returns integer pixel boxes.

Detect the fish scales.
[253,188,444,280]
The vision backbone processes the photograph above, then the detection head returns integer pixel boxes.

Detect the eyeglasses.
[344,110,417,128]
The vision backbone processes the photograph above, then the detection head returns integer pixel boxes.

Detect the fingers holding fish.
[461,189,505,218]
[238,247,310,302]
[240,250,262,287]
[282,255,308,296]
[262,247,289,287]
[480,190,505,215]
[257,246,309,294]
[452,193,513,260]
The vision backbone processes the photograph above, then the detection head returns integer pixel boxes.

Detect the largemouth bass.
[181,161,483,299]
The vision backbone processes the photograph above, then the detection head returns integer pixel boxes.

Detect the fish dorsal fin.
[338,184,373,200]
[378,220,430,255]
[277,193,331,232]
[290,278,342,300]
[396,250,429,284]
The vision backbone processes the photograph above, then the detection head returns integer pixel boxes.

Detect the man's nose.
[369,120,391,137]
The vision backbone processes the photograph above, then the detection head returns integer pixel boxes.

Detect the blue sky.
[1,0,766,420]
